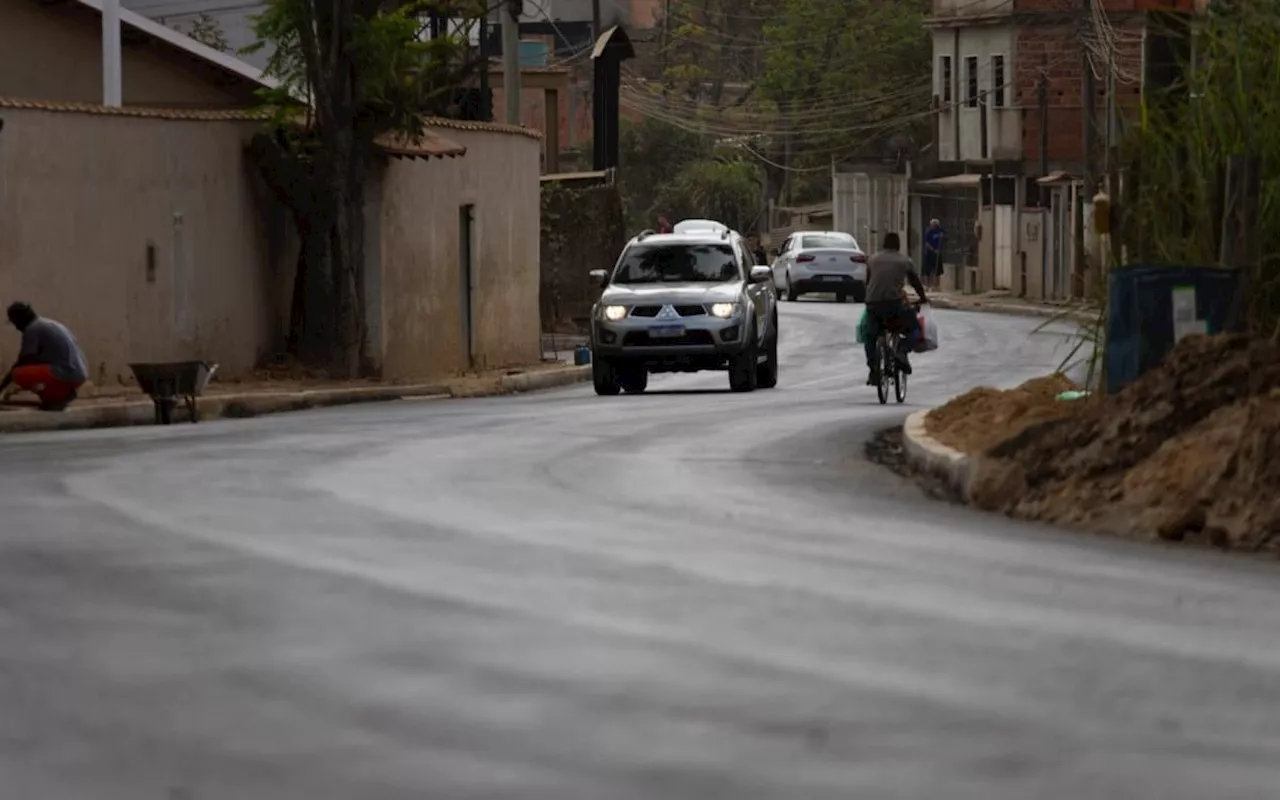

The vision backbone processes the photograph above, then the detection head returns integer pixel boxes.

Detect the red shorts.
[11,364,82,405]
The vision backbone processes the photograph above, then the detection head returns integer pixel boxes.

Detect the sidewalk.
[929,291,1100,325]
[541,332,588,364]
[0,362,590,435]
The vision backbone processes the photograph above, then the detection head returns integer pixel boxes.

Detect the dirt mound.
[969,334,1280,550]
[926,373,1080,454]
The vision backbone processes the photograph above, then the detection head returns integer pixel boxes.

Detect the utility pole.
[659,0,670,104]
[1038,64,1050,297]
[783,129,792,206]
[502,0,522,125]
[592,0,601,40]
[102,0,122,106]
[1077,0,1096,298]
[1104,54,1116,171]
[1038,61,1049,189]
[978,95,989,160]
[478,6,491,121]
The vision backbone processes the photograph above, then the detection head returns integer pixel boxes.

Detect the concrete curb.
[0,366,592,435]
[901,409,972,502]
[930,297,1097,325]
[500,365,591,393]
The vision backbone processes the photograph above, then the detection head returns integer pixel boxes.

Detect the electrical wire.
[621,50,1081,170]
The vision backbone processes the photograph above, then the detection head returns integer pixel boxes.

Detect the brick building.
[915,0,1203,299]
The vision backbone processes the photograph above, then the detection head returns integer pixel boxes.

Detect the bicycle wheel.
[875,336,891,405]
[894,364,907,403]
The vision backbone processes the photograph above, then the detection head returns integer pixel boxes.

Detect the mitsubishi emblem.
[657,305,679,319]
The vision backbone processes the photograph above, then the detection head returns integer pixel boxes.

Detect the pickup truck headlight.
[602,305,628,321]
[710,303,739,319]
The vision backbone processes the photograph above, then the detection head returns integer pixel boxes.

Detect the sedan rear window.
[801,234,857,250]
[612,243,742,284]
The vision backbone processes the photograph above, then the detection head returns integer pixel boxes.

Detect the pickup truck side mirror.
[588,269,608,288]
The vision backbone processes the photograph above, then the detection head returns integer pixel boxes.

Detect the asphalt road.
[3,302,1280,800]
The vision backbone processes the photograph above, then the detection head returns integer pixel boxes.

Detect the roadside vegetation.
[617,0,930,231]
[919,5,1280,553]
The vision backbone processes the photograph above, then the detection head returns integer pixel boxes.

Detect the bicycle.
[872,302,922,405]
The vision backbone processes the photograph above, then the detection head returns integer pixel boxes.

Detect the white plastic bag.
[915,303,939,352]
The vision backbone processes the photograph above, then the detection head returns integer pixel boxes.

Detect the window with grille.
[965,56,979,108]
[991,54,1006,108]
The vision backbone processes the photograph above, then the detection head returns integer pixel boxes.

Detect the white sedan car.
[770,231,868,303]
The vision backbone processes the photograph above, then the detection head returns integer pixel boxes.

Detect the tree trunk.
[247,132,338,367]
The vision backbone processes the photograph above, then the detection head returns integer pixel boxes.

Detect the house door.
[459,204,476,367]
[994,204,1014,289]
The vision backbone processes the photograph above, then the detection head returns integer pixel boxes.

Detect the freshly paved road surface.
[3,303,1280,800]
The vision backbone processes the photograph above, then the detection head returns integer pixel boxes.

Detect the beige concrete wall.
[1021,210,1047,300]
[977,207,995,293]
[0,0,257,106]
[0,108,287,386]
[377,125,542,380]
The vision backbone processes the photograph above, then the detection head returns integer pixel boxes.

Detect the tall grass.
[1117,2,1280,336]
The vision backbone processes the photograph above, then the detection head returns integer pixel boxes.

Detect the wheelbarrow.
[129,361,218,425]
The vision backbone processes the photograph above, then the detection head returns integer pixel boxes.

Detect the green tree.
[244,1,482,373]
[759,0,931,165]
[650,0,930,206]
[655,158,764,233]
[184,13,230,52]
[618,117,711,229]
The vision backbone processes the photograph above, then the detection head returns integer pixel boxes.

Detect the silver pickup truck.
[588,220,779,395]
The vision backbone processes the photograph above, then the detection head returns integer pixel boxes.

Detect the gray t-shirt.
[865,249,919,303]
[20,317,88,383]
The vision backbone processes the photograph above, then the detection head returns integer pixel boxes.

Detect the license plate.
[649,325,686,338]
[820,276,843,282]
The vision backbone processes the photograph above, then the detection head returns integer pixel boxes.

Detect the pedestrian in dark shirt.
[656,216,674,234]
[0,302,88,411]
[922,218,945,289]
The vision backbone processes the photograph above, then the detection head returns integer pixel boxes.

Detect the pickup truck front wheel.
[593,356,621,396]
[756,319,779,389]
[728,336,759,393]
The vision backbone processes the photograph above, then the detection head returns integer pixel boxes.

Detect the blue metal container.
[574,344,592,366]
[1105,265,1239,394]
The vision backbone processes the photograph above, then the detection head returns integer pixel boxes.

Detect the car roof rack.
[636,228,656,241]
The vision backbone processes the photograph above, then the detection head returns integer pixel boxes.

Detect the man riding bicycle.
[863,232,928,385]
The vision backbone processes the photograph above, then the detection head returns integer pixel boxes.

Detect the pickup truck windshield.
[612,243,741,284]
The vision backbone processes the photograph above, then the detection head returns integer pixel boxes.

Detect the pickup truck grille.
[631,305,707,318]
[623,331,715,347]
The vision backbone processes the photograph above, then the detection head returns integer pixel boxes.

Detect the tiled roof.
[422,116,543,140]
[0,96,266,120]
[0,98,543,141]
[375,130,466,159]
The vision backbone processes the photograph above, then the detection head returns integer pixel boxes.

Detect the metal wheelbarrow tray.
[128,361,219,425]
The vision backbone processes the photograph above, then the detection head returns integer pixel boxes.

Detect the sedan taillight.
[851,253,867,263]
[796,254,815,263]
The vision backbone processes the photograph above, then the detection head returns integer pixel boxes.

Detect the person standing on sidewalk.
[922,218,945,290]
[0,302,88,411]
